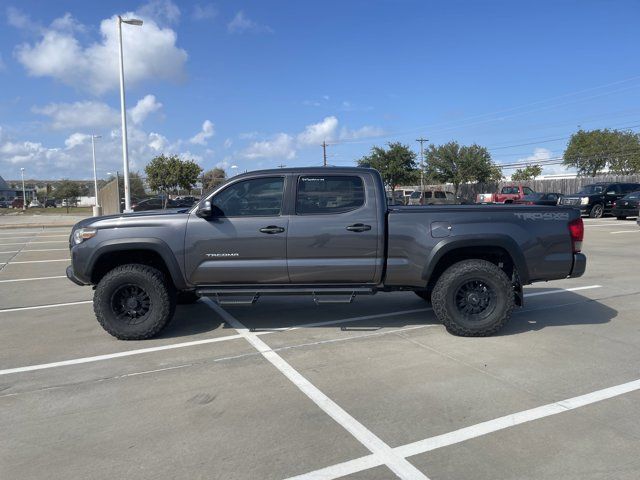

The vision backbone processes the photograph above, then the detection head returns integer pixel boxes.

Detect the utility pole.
[278,163,286,168]
[20,168,26,210]
[91,135,102,217]
[416,138,428,200]
[321,141,328,167]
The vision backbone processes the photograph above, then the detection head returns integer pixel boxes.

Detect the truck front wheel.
[431,259,514,336]
[94,264,176,340]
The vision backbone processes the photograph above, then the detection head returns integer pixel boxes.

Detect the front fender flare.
[87,238,188,290]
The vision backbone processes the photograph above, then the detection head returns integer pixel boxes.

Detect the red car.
[476,185,535,204]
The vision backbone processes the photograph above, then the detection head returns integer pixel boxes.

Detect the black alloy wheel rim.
[593,205,603,217]
[111,284,151,325]
[454,280,496,320]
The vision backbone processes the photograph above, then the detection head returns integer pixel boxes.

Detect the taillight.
[569,217,584,253]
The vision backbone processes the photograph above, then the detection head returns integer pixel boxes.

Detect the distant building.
[0,174,37,201]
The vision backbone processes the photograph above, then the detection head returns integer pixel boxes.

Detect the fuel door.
[431,221,452,238]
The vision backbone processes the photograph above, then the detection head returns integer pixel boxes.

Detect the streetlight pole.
[20,168,26,210]
[117,15,143,213]
[416,138,428,202]
[91,135,102,216]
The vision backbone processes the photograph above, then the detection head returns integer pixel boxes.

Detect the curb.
[0,223,77,230]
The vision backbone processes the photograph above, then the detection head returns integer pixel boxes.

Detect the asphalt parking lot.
[1,218,639,480]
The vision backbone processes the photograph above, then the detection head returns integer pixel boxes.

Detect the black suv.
[559,182,640,218]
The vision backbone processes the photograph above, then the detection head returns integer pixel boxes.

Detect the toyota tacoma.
[67,167,586,340]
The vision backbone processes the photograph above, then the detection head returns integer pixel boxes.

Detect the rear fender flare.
[422,235,530,285]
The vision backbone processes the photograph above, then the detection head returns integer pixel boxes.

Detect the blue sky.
[1,0,640,180]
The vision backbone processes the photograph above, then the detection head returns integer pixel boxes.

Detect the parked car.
[477,185,535,204]
[10,198,25,209]
[131,197,179,211]
[611,191,640,220]
[67,166,586,340]
[513,192,563,206]
[408,190,458,205]
[28,199,42,208]
[44,199,57,208]
[0,200,10,208]
[174,196,199,207]
[558,182,640,218]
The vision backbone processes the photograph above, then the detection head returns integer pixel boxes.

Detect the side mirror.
[196,200,213,218]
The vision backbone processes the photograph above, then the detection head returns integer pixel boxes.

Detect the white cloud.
[64,133,91,149]
[243,133,295,160]
[33,101,119,130]
[148,132,169,151]
[339,125,385,141]
[130,94,162,125]
[223,138,233,149]
[297,116,339,146]
[33,95,162,130]
[227,11,273,34]
[190,119,215,145]
[519,147,553,163]
[6,7,32,30]
[13,9,187,95]
[138,0,181,25]
[192,4,218,21]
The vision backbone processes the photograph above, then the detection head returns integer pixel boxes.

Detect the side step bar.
[196,286,375,306]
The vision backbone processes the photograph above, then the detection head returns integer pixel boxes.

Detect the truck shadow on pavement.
[498,290,617,335]
[154,290,617,339]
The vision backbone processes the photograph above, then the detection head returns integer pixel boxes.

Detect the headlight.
[73,227,97,245]
[580,197,589,205]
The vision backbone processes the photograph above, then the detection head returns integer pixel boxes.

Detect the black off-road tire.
[414,290,431,302]
[94,264,175,340]
[431,259,514,337]
[616,215,627,220]
[589,203,604,218]
[177,290,200,304]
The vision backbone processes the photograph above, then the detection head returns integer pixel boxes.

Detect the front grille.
[561,198,580,206]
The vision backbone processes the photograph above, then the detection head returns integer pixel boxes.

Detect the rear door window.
[296,176,365,214]
[434,191,446,199]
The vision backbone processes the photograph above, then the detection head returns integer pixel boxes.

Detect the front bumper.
[611,207,639,217]
[66,264,89,286]
[568,253,586,278]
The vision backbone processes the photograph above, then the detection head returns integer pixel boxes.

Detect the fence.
[98,178,120,215]
[409,174,640,202]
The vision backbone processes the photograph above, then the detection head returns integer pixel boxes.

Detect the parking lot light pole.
[91,135,103,216]
[117,15,143,213]
[416,138,428,201]
[20,167,26,210]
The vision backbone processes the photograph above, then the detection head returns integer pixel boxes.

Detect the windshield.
[578,185,604,194]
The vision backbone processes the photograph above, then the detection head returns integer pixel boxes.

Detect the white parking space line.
[0,309,432,375]
[524,285,601,297]
[610,230,639,234]
[0,248,68,254]
[0,258,69,266]
[205,299,430,480]
[584,223,631,228]
[0,235,67,240]
[0,275,67,284]
[0,300,91,313]
[0,334,245,375]
[0,241,67,246]
[286,378,640,480]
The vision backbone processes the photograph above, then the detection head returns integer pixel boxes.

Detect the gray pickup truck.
[67,167,586,340]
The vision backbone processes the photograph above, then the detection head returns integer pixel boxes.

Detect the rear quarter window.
[296,176,365,214]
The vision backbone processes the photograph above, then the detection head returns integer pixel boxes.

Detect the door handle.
[259,226,285,234]
[346,223,371,232]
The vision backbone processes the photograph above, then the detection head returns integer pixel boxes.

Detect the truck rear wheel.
[94,264,175,340]
[431,259,514,337]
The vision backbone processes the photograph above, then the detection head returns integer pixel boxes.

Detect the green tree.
[563,128,640,176]
[145,155,203,206]
[511,164,542,181]
[425,142,501,194]
[106,171,146,198]
[357,142,418,192]
[55,180,82,213]
[202,167,227,192]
